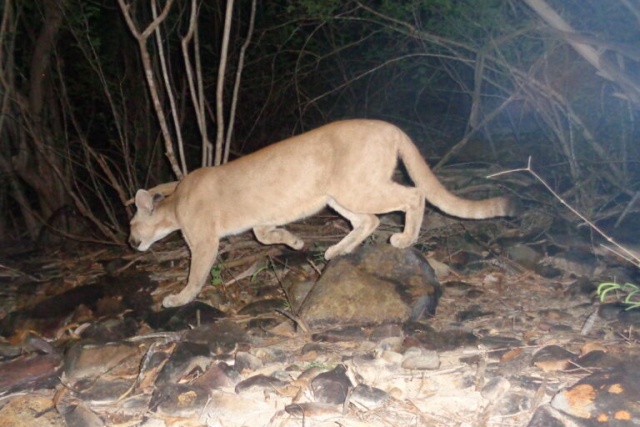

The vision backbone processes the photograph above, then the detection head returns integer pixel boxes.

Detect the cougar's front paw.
[324,245,343,260]
[289,238,304,250]
[162,293,191,308]
[390,233,414,249]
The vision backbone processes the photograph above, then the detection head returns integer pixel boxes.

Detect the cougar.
[129,119,517,307]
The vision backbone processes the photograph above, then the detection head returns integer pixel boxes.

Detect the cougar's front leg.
[162,237,220,308]
[253,225,304,250]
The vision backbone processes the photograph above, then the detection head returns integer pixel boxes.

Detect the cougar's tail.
[396,132,518,219]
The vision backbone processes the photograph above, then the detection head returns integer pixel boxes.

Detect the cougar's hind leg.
[385,186,424,248]
[253,225,304,250]
[324,199,380,260]
[333,183,425,250]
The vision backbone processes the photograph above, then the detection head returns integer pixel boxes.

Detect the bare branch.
[117,0,184,179]
[214,0,235,166]
[224,0,257,164]
[151,0,187,174]
[182,0,211,168]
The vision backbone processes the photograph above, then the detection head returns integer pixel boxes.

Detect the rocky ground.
[0,209,639,427]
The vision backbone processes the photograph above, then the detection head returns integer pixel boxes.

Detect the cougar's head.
[129,189,176,251]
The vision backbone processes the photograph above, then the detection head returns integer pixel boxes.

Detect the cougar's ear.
[152,192,165,204]
[134,189,162,213]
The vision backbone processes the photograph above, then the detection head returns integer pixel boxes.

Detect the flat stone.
[404,326,477,351]
[350,384,389,409]
[202,390,272,425]
[481,376,511,402]
[237,298,287,316]
[497,392,531,415]
[505,243,542,269]
[151,383,210,418]
[193,361,239,390]
[183,319,249,354]
[551,364,640,423]
[63,341,138,381]
[0,394,65,427]
[0,353,62,394]
[527,405,568,427]
[155,341,211,385]
[311,326,367,342]
[532,345,576,372]
[234,351,263,373]
[63,403,104,427]
[310,364,353,404]
[235,374,288,394]
[75,378,136,405]
[145,301,225,331]
[401,347,440,370]
[298,245,440,329]
[284,402,343,420]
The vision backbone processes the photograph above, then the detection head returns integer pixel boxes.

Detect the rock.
[350,384,389,409]
[64,403,105,427]
[457,304,494,322]
[574,350,620,370]
[0,395,65,427]
[310,364,353,404]
[425,256,451,279]
[237,298,288,316]
[235,374,288,393]
[145,301,225,331]
[374,336,404,355]
[280,271,316,311]
[401,347,440,370]
[202,390,272,425]
[532,345,577,372]
[369,323,405,341]
[155,341,211,385]
[505,243,542,270]
[404,326,478,351]
[234,351,263,373]
[551,364,640,424]
[527,405,569,427]
[284,402,343,420]
[79,317,139,341]
[252,347,289,364]
[193,361,239,390]
[298,244,441,329]
[479,336,524,360]
[497,392,531,415]
[151,383,210,418]
[183,319,248,354]
[0,352,62,395]
[74,378,136,405]
[63,341,138,381]
[599,303,627,320]
[618,307,640,324]
[311,326,367,342]
[481,376,511,402]
[442,280,476,297]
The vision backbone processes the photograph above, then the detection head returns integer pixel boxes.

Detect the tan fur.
[129,119,517,307]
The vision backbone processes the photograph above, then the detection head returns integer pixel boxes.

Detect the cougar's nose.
[129,236,140,249]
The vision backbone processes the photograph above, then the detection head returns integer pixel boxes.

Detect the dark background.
[1,0,639,245]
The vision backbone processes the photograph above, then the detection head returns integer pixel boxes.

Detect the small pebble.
[401,347,439,370]
[481,377,511,402]
[350,384,389,409]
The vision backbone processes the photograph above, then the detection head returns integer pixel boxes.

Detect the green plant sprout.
[597,282,640,310]
[210,263,224,286]
[250,258,275,282]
